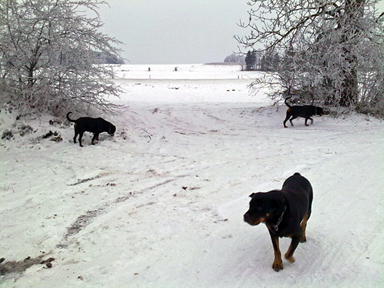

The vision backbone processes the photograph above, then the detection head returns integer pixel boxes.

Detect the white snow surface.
[1,64,383,287]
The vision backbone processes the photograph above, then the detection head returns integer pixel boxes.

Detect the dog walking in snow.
[244,173,313,272]
[66,112,116,147]
[283,97,324,128]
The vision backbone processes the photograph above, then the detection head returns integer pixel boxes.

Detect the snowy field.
[1,64,383,287]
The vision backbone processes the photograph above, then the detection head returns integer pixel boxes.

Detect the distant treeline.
[93,51,125,64]
[224,51,280,72]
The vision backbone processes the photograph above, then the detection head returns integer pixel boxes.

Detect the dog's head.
[109,124,116,136]
[243,191,284,226]
[316,107,324,116]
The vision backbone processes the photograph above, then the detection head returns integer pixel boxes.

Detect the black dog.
[244,173,313,272]
[66,112,116,147]
[283,98,324,128]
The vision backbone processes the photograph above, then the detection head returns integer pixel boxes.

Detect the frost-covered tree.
[237,0,384,115]
[0,0,123,115]
[261,52,280,72]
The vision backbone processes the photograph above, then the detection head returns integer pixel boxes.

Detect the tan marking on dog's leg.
[270,236,283,271]
[285,251,296,263]
[285,243,295,263]
[285,236,300,263]
[300,213,309,243]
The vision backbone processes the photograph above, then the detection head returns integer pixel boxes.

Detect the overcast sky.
[97,0,384,65]
[97,0,251,64]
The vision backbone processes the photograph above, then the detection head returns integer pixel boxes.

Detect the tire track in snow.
[57,175,190,248]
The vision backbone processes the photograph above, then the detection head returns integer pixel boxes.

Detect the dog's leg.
[285,236,301,263]
[269,231,283,271]
[305,117,313,126]
[91,133,99,145]
[283,114,291,128]
[289,116,297,126]
[73,123,78,144]
[300,213,310,243]
[78,132,84,147]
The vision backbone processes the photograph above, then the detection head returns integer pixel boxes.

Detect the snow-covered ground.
[1,64,383,287]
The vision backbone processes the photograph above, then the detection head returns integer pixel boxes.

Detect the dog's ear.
[249,193,256,198]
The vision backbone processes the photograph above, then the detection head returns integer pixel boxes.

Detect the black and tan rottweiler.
[243,173,313,272]
[283,98,324,128]
[66,112,116,147]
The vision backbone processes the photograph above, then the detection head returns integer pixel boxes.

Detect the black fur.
[66,112,116,147]
[283,98,324,128]
[244,173,313,272]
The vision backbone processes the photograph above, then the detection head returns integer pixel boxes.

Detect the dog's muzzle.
[244,214,261,226]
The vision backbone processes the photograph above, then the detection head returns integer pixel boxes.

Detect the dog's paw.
[272,261,283,272]
[300,236,307,243]
[284,253,295,263]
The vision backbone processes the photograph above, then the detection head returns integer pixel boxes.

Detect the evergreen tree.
[245,50,257,71]
[261,53,281,72]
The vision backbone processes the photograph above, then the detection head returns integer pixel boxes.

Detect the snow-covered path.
[1,65,383,287]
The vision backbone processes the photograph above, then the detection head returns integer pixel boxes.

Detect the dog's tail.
[66,112,76,122]
[284,97,292,108]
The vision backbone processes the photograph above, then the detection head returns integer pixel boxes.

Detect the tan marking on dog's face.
[247,217,266,226]
[253,217,266,225]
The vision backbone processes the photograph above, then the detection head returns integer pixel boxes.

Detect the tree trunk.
[339,0,365,107]
[340,68,358,106]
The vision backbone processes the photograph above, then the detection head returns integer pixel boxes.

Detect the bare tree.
[236,0,384,115]
[0,0,123,116]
